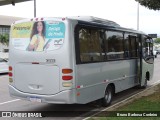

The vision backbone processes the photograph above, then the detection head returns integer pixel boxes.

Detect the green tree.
[135,0,160,10]
[0,33,9,46]
[154,38,160,44]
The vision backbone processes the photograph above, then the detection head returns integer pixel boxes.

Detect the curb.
[83,80,160,120]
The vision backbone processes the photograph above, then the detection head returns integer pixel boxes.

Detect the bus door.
[139,35,154,87]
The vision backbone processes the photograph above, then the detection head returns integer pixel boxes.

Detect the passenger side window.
[124,33,130,58]
[79,28,104,63]
[105,31,124,60]
[130,35,137,58]
[124,33,138,58]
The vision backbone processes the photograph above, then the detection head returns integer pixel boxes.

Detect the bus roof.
[67,16,145,35]
[68,16,120,27]
[12,16,146,35]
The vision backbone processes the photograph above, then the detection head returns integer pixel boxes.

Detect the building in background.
[0,15,23,58]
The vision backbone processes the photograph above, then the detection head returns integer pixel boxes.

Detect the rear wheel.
[155,55,157,58]
[138,76,148,89]
[101,85,113,107]
[142,78,147,88]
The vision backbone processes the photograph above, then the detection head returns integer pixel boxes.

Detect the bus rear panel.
[9,17,77,104]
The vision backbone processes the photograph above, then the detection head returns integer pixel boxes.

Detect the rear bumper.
[9,85,76,104]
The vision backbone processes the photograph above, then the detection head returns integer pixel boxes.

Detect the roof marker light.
[77,92,80,96]
[62,18,65,21]
[41,18,44,21]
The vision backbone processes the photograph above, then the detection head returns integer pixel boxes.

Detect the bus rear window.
[11,21,65,52]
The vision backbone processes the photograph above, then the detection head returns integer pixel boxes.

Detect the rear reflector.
[9,72,13,77]
[62,76,73,80]
[77,92,80,96]
[62,69,73,74]
[9,66,12,71]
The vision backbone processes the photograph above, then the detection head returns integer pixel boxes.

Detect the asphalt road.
[0,56,160,120]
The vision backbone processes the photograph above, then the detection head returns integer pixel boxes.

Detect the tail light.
[62,69,73,74]
[62,68,73,88]
[9,72,13,77]
[62,76,73,81]
[9,66,13,83]
[9,66,12,71]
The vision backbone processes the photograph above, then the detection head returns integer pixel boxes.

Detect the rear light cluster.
[62,68,73,87]
[62,69,73,81]
[9,66,13,83]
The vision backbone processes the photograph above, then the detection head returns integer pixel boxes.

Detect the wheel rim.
[105,89,112,104]
[144,79,147,86]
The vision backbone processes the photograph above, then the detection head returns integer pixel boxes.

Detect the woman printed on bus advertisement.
[27,21,49,51]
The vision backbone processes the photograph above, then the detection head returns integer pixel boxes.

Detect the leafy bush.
[154,38,160,44]
[0,33,9,46]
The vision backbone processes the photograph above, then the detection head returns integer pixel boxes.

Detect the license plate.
[29,97,42,103]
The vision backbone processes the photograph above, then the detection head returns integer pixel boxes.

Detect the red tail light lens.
[9,72,13,77]
[62,76,73,80]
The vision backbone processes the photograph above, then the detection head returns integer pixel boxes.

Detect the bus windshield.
[143,36,154,64]
[11,20,65,52]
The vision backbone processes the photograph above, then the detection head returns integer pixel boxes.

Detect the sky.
[0,0,160,36]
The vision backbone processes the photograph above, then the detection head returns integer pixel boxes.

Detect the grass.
[89,84,160,120]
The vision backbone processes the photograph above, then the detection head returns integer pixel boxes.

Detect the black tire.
[143,78,147,88]
[101,85,113,107]
[155,55,157,58]
[138,78,147,89]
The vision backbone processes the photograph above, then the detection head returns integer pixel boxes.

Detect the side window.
[105,31,124,60]
[79,27,104,63]
[130,35,137,58]
[124,33,138,58]
[136,35,140,57]
[79,28,90,62]
[124,33,130,58]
